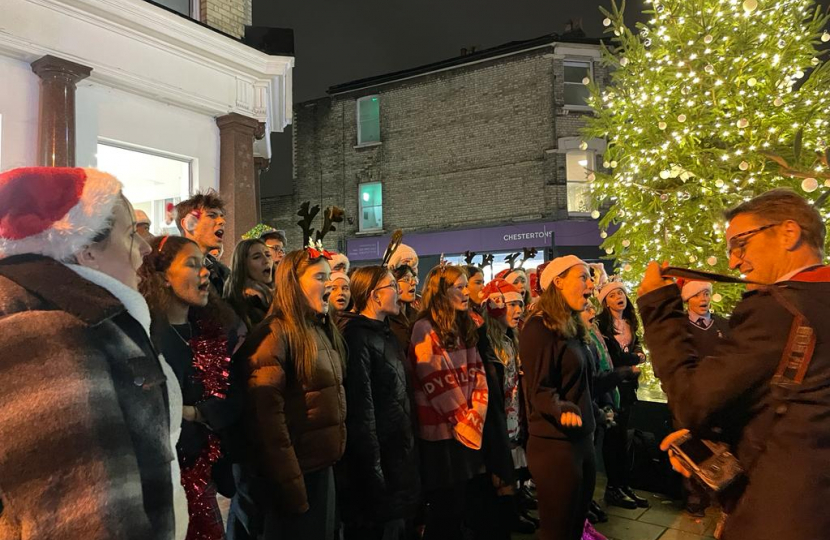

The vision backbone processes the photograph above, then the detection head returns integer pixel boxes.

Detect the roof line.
[327,32,602,96]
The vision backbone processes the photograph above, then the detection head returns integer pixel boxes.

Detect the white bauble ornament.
[623,263,632,272]
[713,293,723,302]
[658,121,667,130]
[603,17,612,27]
[605,247,614,255]
[620,57,629,67]
[705,64,715,74]
[704,34,714,44]
[823,32,830,43]
[802,177,819,192]
[587,173,596,181]
[747,77,757,87]
[689,255,697,263]
[774,97,784,106]
[622,239,631,248]
[737,118,749,128]
[742,0,758,12]
[660,170,671,179]
[610,161,618,168]
[582,77,591,85]
[591,210,601,219]
[677,114,687,122]
[739,161,750,171]
[603,161,611,168]
[707,256,718,266]
[579,141,589,150]
[600,231,608,239]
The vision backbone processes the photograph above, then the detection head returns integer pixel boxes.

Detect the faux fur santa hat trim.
[0,167,122,262]
[597,281,627,304]
[681,281,713,301]
[387,243,419,271]
[329,252,350,273]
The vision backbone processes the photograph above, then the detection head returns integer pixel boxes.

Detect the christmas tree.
[584,0,830,308]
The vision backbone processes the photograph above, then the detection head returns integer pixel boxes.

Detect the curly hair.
[174,190,226,235]
[138,235,235,347]
[416,265,478,350]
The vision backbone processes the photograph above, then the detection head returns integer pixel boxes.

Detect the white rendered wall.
[0,55,39,171]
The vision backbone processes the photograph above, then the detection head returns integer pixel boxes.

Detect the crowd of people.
[0,166,828,540]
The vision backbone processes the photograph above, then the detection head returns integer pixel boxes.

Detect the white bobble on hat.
[681,281,712,301]
[539,255,588,291]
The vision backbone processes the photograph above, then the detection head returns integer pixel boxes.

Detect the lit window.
[96,142,192,236]
[357,95,380,145]
[358,182,383,232]
[563,60,592,107]
[566,150,593,215]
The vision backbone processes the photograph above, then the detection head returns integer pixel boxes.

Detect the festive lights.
[584,0,830,309]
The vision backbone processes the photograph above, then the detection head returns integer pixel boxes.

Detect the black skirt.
[419,438,484,492]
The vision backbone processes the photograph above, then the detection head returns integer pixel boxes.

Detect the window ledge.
[567,212,592,218]
[562,105,594,113]
[354,141,383,149]
[355,229,386,236]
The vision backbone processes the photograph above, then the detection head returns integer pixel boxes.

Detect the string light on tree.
[584,0,830,310]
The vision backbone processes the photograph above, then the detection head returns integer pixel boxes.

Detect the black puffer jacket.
[339,313,420,523]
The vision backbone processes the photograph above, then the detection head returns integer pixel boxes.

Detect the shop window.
[358,182,383,232]
[357,95,380,145]
[566,150,593,215]
[563,60,592,108]
[96,142,192,236]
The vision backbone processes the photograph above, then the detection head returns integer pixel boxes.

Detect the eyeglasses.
[727,222,780,260]
[397,276,419,285]
[374,282,399,294]
[268,246,286,254]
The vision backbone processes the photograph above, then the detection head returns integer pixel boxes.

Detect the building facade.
[0,0,293,250]
[262,33,607,276]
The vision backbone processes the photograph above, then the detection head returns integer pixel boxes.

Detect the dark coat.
[476,326,518,484]
[388,302,418,355]
[638,270,830,540]
[235,316,347,516]
[602,330,643,408]
[206,254,230,297]
[519,316,596,441]
[338,313,420,523]
[0,255,174,540]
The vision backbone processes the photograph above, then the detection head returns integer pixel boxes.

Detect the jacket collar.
[0,254,124,326]
[788,265,830,283]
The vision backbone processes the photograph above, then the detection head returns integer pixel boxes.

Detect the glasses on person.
[374,282,399,294]
[268,246,286,255]
[727,223,780,260]
[397,276,418,285]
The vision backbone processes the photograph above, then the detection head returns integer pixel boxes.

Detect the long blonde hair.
[267,249,346,384]
[528,266,587,341]
[416,265,478,350]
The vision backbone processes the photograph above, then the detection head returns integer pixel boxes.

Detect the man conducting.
[636,189,830,540]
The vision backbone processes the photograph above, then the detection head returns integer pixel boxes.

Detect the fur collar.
[64,264,152,336]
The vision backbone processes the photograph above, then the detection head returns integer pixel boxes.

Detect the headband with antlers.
[382,230,403,267]
[504,252,522,270]
[463,250,478,266]
[297,201,343,260]
[518,247,538,269]
[480,253,494,270]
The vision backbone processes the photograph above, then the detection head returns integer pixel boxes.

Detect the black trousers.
[527,436,596,540]
[602,405,632,488]
[260,467,337,540]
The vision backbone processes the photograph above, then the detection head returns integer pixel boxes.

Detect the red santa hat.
[680,280,713,301]
[539,255,587,292]
[480,278,523,318]
[329,252,350,274]
[496,267,527,287]
[0,167,122,262]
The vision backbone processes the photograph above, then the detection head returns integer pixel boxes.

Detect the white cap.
[329,271,350,284]
[539,255,587,291]
[682,281,712,301]
[388,243,419,272]
[597,281,627,304]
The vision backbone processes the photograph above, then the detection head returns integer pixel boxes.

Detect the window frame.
[358,181,383,232]
[563,59,593,110]
[565,149,595,216]
[356,95,381,146]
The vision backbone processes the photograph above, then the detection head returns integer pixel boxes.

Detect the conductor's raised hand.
[637,261,676,298]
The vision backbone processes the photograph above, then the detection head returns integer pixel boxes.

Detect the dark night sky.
[253,0,649,102]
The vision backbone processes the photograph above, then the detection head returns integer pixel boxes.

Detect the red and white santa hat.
[480,278,523,317]
[0,167,122,262]
[387,243,419,271]
[681,280,712,301]
[539,255,587,292]
[496,267,527,287]
[329,252,350,274]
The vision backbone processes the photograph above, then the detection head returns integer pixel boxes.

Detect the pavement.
[513,475,718,540]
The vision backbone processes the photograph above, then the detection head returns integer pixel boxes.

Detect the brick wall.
[261,45,606,252]
[200,0,251,39]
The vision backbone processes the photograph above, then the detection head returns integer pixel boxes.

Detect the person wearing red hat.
[0,167,179,539]
[474,278,536,537]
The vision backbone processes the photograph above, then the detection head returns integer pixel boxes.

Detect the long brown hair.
[483,308,519,366]
[528,265,587,341]
[349,265,392,313]
[224,238,273,330]
[416,265,478,350]
[138,235,235,347]
[267,249,346,384]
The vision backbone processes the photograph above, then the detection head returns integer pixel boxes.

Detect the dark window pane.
[152,0,190,16]
[564,64,590,83]
[564,84,590,106]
